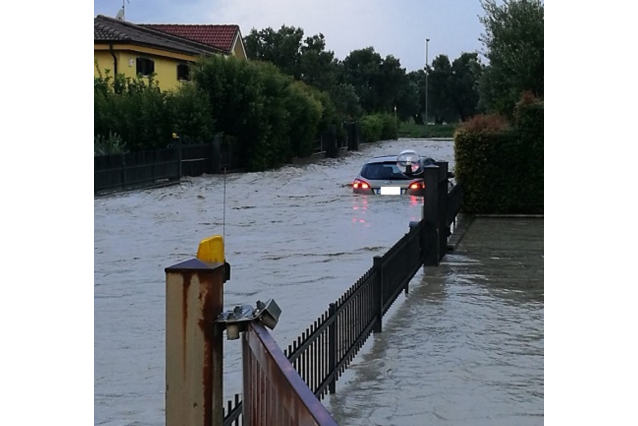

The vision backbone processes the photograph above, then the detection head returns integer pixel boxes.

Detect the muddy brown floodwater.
[94,139,543,425]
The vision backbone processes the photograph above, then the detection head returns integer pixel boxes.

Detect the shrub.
[379,113,398,140]
[167,82,216,145]
[94,72,175,152]
[94,132,125,156]
[454,95,543,214]
[360,114,383,142]
[360,113,398,142]
[287,81,322,158]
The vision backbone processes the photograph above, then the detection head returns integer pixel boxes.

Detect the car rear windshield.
[360,162,411,180]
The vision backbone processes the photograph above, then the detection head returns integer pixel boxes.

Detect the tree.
[478,0,544,115]
[341,47,384,114]
[298,33,339,91]
[428,55,456,124]
[243,25,304,78]
[341,47,412,116]
[450,53,483,121]
[407,70,426,124]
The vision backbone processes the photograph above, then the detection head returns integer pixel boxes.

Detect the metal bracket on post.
[216,299,282,340]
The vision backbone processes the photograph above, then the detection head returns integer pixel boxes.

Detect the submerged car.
[352,154,436,195]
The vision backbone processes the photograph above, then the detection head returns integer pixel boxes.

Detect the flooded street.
[94,139,543,425]
[326,218,544,425]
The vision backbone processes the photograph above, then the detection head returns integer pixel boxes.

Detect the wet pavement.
[326,217,544,425]
[94,139,543,425]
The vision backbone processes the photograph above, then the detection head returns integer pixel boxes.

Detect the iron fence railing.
[94,137,244,195]
[221,203,455,425]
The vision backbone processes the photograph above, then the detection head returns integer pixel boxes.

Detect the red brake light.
[409,182,424,189]
[353,179,370,189]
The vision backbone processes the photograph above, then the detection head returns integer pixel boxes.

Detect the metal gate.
[242,321,337,426]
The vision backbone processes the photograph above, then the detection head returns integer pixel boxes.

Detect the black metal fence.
[94,136,244,195]
[95,123,363,195]
[222,163,463,425]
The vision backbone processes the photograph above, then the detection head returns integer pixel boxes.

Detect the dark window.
[136,57,155,76]
[361,162,410,180]
[177,63,190,81]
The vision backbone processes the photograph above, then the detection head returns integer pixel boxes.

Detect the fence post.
[435,161,449,262]
[165,236,227,426]
[423,165,440,266]
[373,256,383,333]
[328,302,336,394]
[121,154,127,191]
[211,135,222,174]
[323,128,338,158]
[176,136,183,179]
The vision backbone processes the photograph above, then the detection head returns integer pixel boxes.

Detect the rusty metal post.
[165,236,227,426]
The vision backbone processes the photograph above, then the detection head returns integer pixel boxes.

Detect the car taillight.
[409,182,424,189]
[353,179,370,189]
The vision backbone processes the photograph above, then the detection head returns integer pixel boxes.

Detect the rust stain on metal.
[181,272,192,376]
[198,269,224,426]
[243,322,336,425]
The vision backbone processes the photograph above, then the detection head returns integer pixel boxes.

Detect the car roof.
[365,155,432,164]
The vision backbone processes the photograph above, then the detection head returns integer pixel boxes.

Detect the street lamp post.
[425,38,430,138]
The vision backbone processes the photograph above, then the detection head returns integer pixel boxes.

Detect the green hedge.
[454,94,543,214]
[94,69,215,153]
[360,113,398,142]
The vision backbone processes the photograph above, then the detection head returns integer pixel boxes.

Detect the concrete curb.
[447,213,475,252]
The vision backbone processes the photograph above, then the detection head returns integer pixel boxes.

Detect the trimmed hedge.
[454,94,543,214]
[360,113,398,142]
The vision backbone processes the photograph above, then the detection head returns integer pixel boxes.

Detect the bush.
[287,81,322,158]
[94,132,125,156]
[94,70,214,152]
[360,113,398,142]
[192,56,325,171]
[167,82,216,145]
[454,98,543,214]
[379,113,398,140]
[360,114,383,142]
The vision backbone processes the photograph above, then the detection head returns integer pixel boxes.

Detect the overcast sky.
[94,0,487,72]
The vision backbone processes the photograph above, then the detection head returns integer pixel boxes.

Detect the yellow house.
[94,15,246,91]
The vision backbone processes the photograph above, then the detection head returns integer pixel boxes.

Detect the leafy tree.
[450,53,483,121]
[244,25,341,93]
[298,33,339,91]
[478,0,544,115]
[341,47,411,116]
[328,83,363,121]
[340,47,384,114]
[407,70,426,124]
[244,25,304,78]
[427,55,456,124]
[393,77,420,122]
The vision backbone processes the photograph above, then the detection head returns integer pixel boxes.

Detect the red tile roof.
[94,15,223,56]
[141,24,240,53]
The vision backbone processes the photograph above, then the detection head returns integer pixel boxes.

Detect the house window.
[177,63,190,81]
[136,57,155,76]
